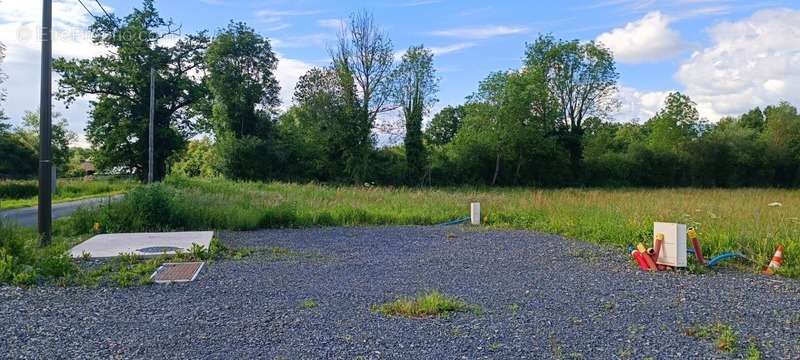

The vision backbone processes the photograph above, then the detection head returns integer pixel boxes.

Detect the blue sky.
[1,0,799,144]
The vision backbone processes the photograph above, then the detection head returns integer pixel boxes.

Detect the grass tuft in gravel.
[685,322,738,353]
[745,340,762,360]
[300,298,318,309]
[373,291,478,318]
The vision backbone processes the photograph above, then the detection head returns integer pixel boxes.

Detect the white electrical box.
[653,222,687,267]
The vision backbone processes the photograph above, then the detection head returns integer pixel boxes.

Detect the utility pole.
[38,0,53,245]
[148,66,155,184]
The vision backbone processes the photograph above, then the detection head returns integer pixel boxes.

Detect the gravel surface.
[2,226,799,359]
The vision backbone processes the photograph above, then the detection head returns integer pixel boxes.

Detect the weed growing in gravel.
[548,333,564,359]
[301,298,318,309]
[568,248,602,264]
[685,322,738,353]
[373,291,478,318]
[745,339,762,360]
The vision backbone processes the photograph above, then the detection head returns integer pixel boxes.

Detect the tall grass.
[65,176,800,277]
[0,220,77,285]
[0,178,138,210]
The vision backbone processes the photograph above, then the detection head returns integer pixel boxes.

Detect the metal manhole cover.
[151,262,205,284]
[137,246,183,254]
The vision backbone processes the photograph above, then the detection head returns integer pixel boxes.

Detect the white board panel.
[69,231,214,258]
[653,222,687,267]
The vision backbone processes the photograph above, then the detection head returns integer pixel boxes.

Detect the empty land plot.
[2,227,798,359]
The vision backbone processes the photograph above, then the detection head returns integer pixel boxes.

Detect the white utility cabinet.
[653,222,687,267]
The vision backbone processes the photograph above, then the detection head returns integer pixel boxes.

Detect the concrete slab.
[69,231,214,258]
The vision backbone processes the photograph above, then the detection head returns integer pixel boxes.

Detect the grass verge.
[373,291,479,318]
[0,178,137,211]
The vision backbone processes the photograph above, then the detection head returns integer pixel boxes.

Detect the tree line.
[2,0,800,188]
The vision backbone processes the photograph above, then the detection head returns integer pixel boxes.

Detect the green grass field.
[63,176,798,278]
[0,178,138,211]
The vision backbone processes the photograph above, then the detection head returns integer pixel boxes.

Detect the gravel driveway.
[2,226,799,359]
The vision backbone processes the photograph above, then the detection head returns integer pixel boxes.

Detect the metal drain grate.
[151,262,205,284]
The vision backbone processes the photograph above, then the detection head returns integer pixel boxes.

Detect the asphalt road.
[0,195,123,227]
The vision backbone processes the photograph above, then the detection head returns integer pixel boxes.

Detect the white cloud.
[677,8,800,120]
[275,55,313,109]
[429,25,528,40]
[255,9,321,17]
[317,18,344,30]
[614,86,671,122]
[596,11,684,64]
[272,33,332,49]
[430,42,476,56]
[394,42,476,61]
[0,0,112,145]
[255,8,321,31]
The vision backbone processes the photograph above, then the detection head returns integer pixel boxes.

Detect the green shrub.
[62,184,178,234]
[0,181,38,199]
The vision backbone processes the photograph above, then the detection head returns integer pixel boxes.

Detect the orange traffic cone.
[763,245,784,275]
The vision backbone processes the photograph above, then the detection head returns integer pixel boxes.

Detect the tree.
[390,45,438,184]
[426,105,464,146]
[739,107,765,132]
[761,102,800,186]
[205,22,280,180]
[0,40,7,122]
[524,35,619,180]
[456,70,558,186]
[14,110,77,173]
[331,10,395,182]
[288,67,356,181]
[170,138,220,178]
[645,92,703,151]
[54,0,209,180]
[0,135,36,179]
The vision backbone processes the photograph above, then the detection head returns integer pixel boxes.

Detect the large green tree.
[15,110,77,173]
[54,0,209,180]
[390,45,438,184]
[331,11,395,182]
[524,35,619,180]
[454,70,560,186]
[205,22,280,180]
[287,67,357,181]
[426,105,464,146]
[645,92,704,151]
[761,102,800,186]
